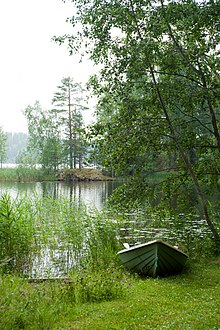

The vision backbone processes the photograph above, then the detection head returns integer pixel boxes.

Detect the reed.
[0,193,122,276]
[0,193,36,274]
[0,192,216,277]
[0,195,219,329]
[0,193,127,312]
[0,168,18,181]
[81,210,121,270]
[30,198,122,277]
[0,167,56,182]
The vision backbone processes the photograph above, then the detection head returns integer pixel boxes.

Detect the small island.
[57,168,114,182]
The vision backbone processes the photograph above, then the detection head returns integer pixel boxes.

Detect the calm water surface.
[0,180,212,278]
[0,180,123,277]
[0,180,122,209]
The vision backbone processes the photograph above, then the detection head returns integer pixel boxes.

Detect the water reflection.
[0,180,124,278]
[0,180,122,209]
[1,180,214,278]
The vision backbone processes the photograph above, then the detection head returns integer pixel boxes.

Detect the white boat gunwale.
[118,239,188,257]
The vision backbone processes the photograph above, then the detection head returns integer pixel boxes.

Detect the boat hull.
[118,240,188,277]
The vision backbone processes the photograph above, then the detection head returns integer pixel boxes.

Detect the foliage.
[52,77,88,169]
[0,194,35,274]
[22,78,90,171]
[0,167,56,182]
[0,127,7,167]
[0,168,18,181]
[56,0,220,248]
[57,168,113,181]
[23,101,65,172]
[6,132,28,163]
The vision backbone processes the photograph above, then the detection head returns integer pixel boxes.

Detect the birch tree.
[56,0,220,248]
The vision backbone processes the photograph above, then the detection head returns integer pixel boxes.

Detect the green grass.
[0,194,36,274]
[0,167,56,182]
[0,194,220,329]
[0,167,112,182]
[63,261,220,330]
[0,194,122,277]
[0,168,18,181]
[0,261,219,329]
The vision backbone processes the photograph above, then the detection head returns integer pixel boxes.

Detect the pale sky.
[0,0,97,133]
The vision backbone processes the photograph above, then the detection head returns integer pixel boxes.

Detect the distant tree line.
[6,132,28,163]
[0,77,97,171]
[0,127,7,167]
[0,128,28,166]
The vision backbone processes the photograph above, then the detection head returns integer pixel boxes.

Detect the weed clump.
[65,266,129,304]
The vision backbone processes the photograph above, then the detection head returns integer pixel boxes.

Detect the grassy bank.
[0,194,219,329]
[0,168,56,182]
[0,167,112,182]
[0,260,219,329]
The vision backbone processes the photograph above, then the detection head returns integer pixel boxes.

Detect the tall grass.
[0,193,36,274]
[0,167,56,182]
[0,168,18,181]
[0,192,217,277]
[1,192,218,278]
[0,193,122,277]
[81,210,121,270]
[30,197,122,277]
[0,193,127,309]
[0,194,220,329]
[0,268,132,329]
[0,275,69,330]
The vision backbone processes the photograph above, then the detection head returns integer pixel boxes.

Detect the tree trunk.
[68,89,73,169]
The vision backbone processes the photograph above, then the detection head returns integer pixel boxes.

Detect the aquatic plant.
[0,193,36,274]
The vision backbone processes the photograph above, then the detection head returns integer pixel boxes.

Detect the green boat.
[118,239,188,277]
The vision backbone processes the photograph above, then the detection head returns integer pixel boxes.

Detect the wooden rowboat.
[118,239,188,277]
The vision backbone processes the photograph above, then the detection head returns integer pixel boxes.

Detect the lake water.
[0,180,212,278]
[0,180,124,277]
[0,180,122,210]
